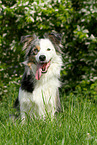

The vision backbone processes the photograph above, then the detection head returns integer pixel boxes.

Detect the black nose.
[39,55,46,61]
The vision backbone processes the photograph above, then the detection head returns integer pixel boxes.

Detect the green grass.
[0,85,97,145]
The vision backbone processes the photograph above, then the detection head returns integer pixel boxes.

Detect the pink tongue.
[35,61,50,80]
[35,64,43,80]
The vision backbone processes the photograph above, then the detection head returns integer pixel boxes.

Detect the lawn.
[0,85,97,145]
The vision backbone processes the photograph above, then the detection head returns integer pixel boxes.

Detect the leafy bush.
[0,0,97,100]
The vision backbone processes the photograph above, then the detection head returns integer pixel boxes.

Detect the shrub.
[0,0,97,100]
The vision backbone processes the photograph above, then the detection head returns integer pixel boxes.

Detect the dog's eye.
[47,48,51,51]
[33,48,39,55]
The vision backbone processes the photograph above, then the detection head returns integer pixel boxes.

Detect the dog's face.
[21,33,62,80]
[35,39,56,80]
[35,39,55,63]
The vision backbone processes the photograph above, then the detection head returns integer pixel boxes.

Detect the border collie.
[18,32,63,120]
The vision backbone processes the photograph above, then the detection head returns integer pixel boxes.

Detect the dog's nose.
[39,55,46,61]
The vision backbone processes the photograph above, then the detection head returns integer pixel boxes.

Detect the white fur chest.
[19,77,60,119]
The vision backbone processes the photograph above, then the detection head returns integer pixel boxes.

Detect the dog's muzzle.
[35,55,51,80]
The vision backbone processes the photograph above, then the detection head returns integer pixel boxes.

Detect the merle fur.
[14,32,62,118]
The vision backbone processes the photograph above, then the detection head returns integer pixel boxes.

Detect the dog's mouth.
[35,60,51,80]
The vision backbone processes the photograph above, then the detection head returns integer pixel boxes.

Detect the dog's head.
[21,33,62,80]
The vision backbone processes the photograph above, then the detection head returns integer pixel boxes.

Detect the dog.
[18,32,63,120]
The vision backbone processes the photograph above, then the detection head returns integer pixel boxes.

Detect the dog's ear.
[20,35,35,51]
[45,32,62,45]
[44,32,63,53]
[20,35,33,43]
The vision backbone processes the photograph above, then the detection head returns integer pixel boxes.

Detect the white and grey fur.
[17,33,63,120]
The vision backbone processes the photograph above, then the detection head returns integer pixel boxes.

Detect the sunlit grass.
[0,85,97,145]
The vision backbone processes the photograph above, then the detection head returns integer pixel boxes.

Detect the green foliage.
[74,80,97,102]
[0,0,97,100]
